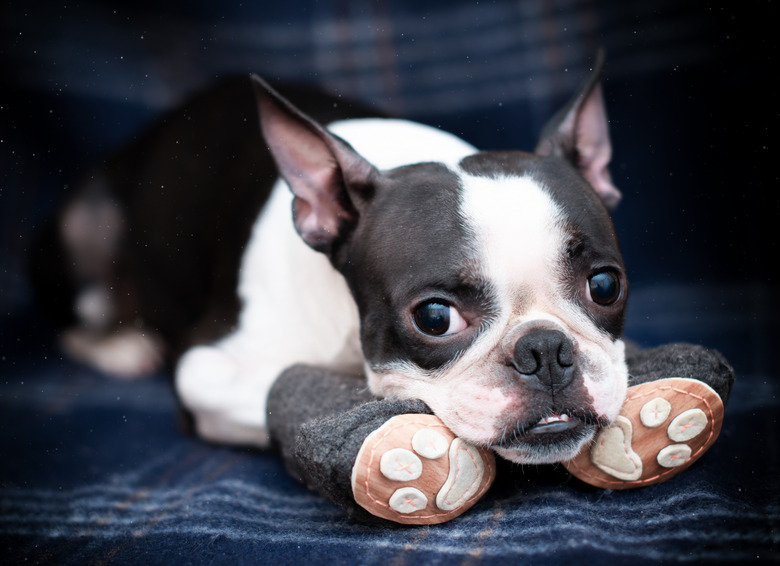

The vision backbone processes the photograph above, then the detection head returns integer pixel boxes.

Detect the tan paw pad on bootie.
[564,377,725,489]
[351,414,496,525]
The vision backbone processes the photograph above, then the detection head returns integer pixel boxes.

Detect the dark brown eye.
[588,270,621,305]
[413,301,467,336]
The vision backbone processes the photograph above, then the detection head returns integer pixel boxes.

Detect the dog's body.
[177,115,486,447]
[36,58,632,466]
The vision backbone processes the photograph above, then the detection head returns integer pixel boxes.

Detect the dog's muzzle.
[493,328,607,457]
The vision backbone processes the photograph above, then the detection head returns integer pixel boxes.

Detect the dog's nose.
[512,329,575,391]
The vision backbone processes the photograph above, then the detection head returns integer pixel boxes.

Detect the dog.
[33,53,628,467]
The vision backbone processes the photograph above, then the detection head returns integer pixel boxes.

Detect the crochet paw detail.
[588,415,643,481]
[564,377,725,489]
[351,414,495,525]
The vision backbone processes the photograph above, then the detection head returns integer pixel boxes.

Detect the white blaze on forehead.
[458,171,566,309]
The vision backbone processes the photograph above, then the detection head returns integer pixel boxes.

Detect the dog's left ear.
[251,75,377,254]
[535,51,621,210]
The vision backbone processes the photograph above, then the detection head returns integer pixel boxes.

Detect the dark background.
[0,1,777,563]
[1,0,777,374]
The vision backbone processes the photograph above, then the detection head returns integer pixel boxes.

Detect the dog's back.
[30,76,378,373]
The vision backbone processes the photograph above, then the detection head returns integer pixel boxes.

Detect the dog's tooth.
[538,414,571,426]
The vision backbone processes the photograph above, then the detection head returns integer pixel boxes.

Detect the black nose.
[512,329,575,391]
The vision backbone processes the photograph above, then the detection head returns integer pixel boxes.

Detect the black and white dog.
[38,56,628,469]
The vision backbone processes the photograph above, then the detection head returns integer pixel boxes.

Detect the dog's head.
[252,55,628,464]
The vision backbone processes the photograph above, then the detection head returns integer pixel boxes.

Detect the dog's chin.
[491,421,597,465]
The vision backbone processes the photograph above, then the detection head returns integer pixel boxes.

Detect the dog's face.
[347,154,628,464]
[252,56,629,464]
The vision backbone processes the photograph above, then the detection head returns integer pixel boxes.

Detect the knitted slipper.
[564,377,725,489]
[351,414,496,525]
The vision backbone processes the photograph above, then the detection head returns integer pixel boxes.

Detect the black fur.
[31,76,380,358]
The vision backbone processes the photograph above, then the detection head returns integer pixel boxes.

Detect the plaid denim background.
[1,0,775,314]
[1,0,778,563]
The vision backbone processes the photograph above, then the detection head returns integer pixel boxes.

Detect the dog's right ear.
[534,51,621,210]
[251,75,377,254]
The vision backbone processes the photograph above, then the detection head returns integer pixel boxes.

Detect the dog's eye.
[587,270,622,305]
[413,301,467,336]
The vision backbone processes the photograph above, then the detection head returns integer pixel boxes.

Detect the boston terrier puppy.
[39,55,626,468]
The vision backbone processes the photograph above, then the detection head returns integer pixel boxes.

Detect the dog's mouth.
[528,413,580,435]
[492,410,608,461]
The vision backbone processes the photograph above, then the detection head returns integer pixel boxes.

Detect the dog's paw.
[564,377,724,489]
[175,345,275,448]
[60,327,164,378]
[351,414,495,525]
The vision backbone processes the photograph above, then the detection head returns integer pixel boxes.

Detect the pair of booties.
[267,343,734,526]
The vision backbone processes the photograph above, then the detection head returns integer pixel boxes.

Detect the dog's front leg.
[267,365,495,525]
[267,365,425,524]
[175,343,289,448]
[625,342,735,403]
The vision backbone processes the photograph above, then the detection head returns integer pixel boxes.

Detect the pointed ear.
[250,74,377,253]
[535,51,621,210]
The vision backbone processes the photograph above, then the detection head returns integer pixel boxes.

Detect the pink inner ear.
[576,84,622,210]
[255,79,363,250]
[584,167,621,211]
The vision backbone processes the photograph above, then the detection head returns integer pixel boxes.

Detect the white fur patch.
[328,118,477,170]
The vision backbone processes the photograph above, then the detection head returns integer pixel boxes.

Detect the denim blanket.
[1,310,777,564]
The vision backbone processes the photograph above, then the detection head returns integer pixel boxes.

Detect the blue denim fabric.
[1,0,777,563]
[1,334,777,564]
